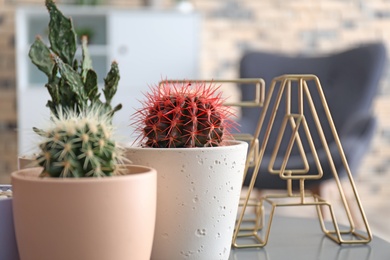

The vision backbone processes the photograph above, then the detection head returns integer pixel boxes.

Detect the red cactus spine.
[133,81,236,148]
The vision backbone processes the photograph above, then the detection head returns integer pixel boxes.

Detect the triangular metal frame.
[232,74,372,248]
[268,113,323,180]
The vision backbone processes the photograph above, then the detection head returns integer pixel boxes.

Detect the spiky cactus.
[133,81,236,148]
[29,0,121,119]
[34,106,125,178]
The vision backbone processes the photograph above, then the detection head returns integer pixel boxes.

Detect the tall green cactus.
[29,0,121,119]
[34,105,125,178]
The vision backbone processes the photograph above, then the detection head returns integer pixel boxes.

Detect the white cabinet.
[16,6,200,155]
[107,10,200,141]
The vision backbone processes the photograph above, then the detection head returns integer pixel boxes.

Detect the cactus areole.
[133,81,237,148]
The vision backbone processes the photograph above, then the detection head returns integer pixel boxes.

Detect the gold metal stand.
[160,76,372,247]
[232,74,372,248]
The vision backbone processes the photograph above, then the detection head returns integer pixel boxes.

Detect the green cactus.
[34,105,125,178]
[29,0,121,119]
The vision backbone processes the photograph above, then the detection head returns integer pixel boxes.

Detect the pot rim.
[11,164,156,184]
[126,140,248,151]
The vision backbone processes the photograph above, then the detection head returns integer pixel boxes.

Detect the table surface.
[229,215,390,260]
[2,194,389,260]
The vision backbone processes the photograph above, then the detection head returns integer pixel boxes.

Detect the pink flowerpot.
[11,165,156,260]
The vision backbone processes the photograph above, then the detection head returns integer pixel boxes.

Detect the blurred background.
[0,0,389,241]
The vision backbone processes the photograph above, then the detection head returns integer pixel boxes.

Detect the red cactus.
[132,81,237,148]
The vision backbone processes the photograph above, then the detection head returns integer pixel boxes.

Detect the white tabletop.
[229,215,390,260]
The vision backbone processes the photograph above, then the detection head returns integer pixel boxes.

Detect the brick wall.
[1,0,390,183]
[0,4,17,183]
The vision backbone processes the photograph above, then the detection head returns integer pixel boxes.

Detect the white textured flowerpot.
[126,140,248,260]
[12,165,157,260]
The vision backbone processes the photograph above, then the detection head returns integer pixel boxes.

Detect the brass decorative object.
[232,74,372,248]
[161,75,372,247]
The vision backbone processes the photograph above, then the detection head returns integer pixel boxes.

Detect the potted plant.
[11,107,157,260]
[126,81,248,260]
[19,0,121,166]
[11,1,157,259]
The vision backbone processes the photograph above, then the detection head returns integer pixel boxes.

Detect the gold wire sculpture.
[160,75,372,247]
[232,74,372,248]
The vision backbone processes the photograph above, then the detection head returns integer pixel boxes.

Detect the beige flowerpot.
[126,141,248,260]
[11,165,157,260]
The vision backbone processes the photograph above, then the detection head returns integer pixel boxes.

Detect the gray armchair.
[238,42,387,192]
